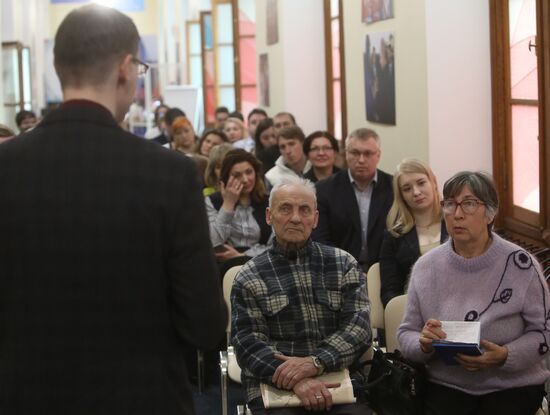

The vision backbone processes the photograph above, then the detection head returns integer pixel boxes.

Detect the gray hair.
[346,128,380,148]
[269,177,317,208]
[443,171,499,231]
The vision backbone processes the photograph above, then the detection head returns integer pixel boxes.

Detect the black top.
[379,221,449,307]
[304,165,341,183]
[0,100,227,415]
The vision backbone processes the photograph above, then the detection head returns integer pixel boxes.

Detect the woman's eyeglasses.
[440,198,486,215]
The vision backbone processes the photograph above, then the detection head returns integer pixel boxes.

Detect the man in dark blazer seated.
[0,5,226,415]
[313,128,393,271]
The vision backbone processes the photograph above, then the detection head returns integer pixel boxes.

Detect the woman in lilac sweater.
[397,171,549,414]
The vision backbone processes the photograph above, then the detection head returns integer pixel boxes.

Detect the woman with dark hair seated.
[397,171,549,415]
[254,118,278,174]
[205,149,271,263]
[379,159,448,307]
[303,131,340,183]
[196,128,228,157]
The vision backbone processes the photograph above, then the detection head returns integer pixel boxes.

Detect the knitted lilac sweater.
[397,233,550,395]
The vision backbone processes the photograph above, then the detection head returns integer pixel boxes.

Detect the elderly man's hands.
[293,378,340,412]
[272,354,318,390]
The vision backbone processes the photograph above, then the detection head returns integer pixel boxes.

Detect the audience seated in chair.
[205,149,271,266]
[313,128,393,271]
[379,159,448,307]
[231,177,372,414]
[397,171,550,415]
[265,126,311,189]
[303,131,341,183]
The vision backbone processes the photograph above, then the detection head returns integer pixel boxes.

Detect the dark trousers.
[424,382,545,415]
[248,397,372,415]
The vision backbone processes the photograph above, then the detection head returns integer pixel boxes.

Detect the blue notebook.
[432,321,482,365]
[432,341,482,365]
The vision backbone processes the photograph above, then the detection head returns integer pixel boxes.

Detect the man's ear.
[265,207,272,226]
[117,54,133,85]
[312,210,319,229]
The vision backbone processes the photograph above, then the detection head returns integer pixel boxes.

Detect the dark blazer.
[313,169,394,268]
[209,191,271,246]
[379,222,449,307]
[0,101,227,415]
[304,165,341,183]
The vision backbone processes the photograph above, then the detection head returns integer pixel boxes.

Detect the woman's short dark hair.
[443,171,499,231]
[54,4,140,88]
[303,131,339,155]
[219,149,266,204]
[196,128,228,154]
[254,118,274,154]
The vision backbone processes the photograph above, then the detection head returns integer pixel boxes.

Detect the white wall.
[256,0,327,134]
[342,0,492,184]
[425,0,493,184]
[342,0,430,174]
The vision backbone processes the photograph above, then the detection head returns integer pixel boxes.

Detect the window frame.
[323,0,348,141]
[490,0,550,245]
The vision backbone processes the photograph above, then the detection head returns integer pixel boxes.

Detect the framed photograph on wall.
[362,0,394,24]
[259,54,270,106]
[364,31,395,125]
[266,0,279,45]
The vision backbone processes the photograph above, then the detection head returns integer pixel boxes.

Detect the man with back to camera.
[265,125,311,188]
[313,128,393,271]
[232,177,372,414]
[0,5,227,414]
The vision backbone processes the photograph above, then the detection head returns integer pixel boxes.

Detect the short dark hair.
[277,126,305,143]
[443,171,499,232]
[274,111,296,125]
[229,111,244,122]
[54,4,140,88]
[164,108,186,126]
[215,106,229,115]
[303,131,339,155]
[196,128,228,154]
[15,110,36,127]
[247,108,268,121]
[219,149,266,204]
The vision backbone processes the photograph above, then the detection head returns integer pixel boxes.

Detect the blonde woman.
[223,117,247,144]
[379,159,448,307]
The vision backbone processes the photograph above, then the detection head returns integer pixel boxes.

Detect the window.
[490,0,550,244]
[323,0,347,141]
[211,0,257,117]
[2,42,32,130]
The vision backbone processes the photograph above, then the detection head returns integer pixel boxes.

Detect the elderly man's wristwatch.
[311,356,325,375]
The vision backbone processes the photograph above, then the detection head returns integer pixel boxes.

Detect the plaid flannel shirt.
[230,239,371,403]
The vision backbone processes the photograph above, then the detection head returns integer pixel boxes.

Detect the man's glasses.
[310,146,335,154]
[132,57,149,76]
[440,198,486,215]
[346,149,379,159]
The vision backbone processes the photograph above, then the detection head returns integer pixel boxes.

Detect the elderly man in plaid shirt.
[231,177,372,414]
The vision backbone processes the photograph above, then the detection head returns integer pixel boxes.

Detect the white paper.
[260,369,356,408]
[440,321,480,344]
